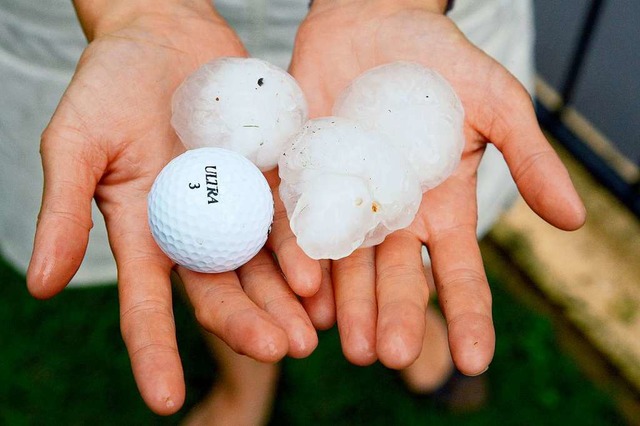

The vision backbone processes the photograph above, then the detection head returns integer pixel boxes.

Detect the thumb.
[484,69,586,231]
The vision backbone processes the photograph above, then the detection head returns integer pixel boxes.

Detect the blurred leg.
[174,274,279,425]
[399,303,454,393]
[182,332,279,426]
[399,265,453,392]
[400,266,488,412]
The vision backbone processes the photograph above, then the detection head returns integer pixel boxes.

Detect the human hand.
[289,0,586,374]
[26,1,318,415]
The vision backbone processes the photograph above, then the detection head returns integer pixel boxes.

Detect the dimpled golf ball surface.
[171,57,308,171]
[148,148,274,273]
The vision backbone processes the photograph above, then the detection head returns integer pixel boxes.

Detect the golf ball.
[171,57,308,171]
[148,147,274,273]
[334,61,465,191]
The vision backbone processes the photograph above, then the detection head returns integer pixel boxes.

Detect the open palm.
[290,2,585,374]
[27,8,316,415]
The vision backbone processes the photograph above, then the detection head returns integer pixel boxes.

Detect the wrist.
[309,0,449,15]
[72,0,214,40]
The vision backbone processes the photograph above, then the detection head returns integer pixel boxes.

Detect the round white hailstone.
[291,175,377,260]
[171,57,308,171]
[279,117,422,260]
[333,61,465,191]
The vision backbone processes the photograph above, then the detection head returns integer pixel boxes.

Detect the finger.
[333,247,377,366]
[264,169,322,297]
[107,199,185,415]
[27,122,106,298]
[423,178,494,376]
[431,235,493,377]
[178,266,289,362]
[301,259,336,330]
[238,250,318,358]
[375,231,429,370]
[484,71,586,231]
[119,266,184,416]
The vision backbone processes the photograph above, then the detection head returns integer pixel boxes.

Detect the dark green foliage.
[0,258,623,425]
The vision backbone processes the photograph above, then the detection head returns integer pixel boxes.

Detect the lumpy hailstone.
[171,57,308,171]
[334,61,465,191]
[148,147,274,273]
[279,117,422,260]
[280,62,465,260]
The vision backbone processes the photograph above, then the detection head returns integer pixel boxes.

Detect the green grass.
[0,256,624,425]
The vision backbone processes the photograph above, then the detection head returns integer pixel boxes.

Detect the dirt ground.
[485,137,640,422]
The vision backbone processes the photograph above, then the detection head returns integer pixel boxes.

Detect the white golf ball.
[334,61,465,191]
[279,117,422,260]
[171,57,308,171]
[148,147,274,273]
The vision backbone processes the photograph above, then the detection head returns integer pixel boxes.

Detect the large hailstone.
[279,117,422,260]
[171,57,308,171]
[333,61,465,191]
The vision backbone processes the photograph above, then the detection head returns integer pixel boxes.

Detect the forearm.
[72,0,214,40]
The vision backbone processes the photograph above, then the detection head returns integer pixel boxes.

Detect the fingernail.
[165,397,175,409]
[291,323,318,356]
[267,340,279,357]
[468,365,489,377]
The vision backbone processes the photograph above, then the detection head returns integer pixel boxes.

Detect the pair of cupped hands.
[26,0,585,415]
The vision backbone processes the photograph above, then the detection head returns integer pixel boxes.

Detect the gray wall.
[534,0,639,165]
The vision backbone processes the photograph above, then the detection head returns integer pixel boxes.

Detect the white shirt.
[0,0,533,285]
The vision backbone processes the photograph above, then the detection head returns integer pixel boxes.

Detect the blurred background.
[1,0,639,424]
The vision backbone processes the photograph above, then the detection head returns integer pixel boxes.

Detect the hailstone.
[334,61,465,191]
[279,117,422,260]
[171,57,308,171]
